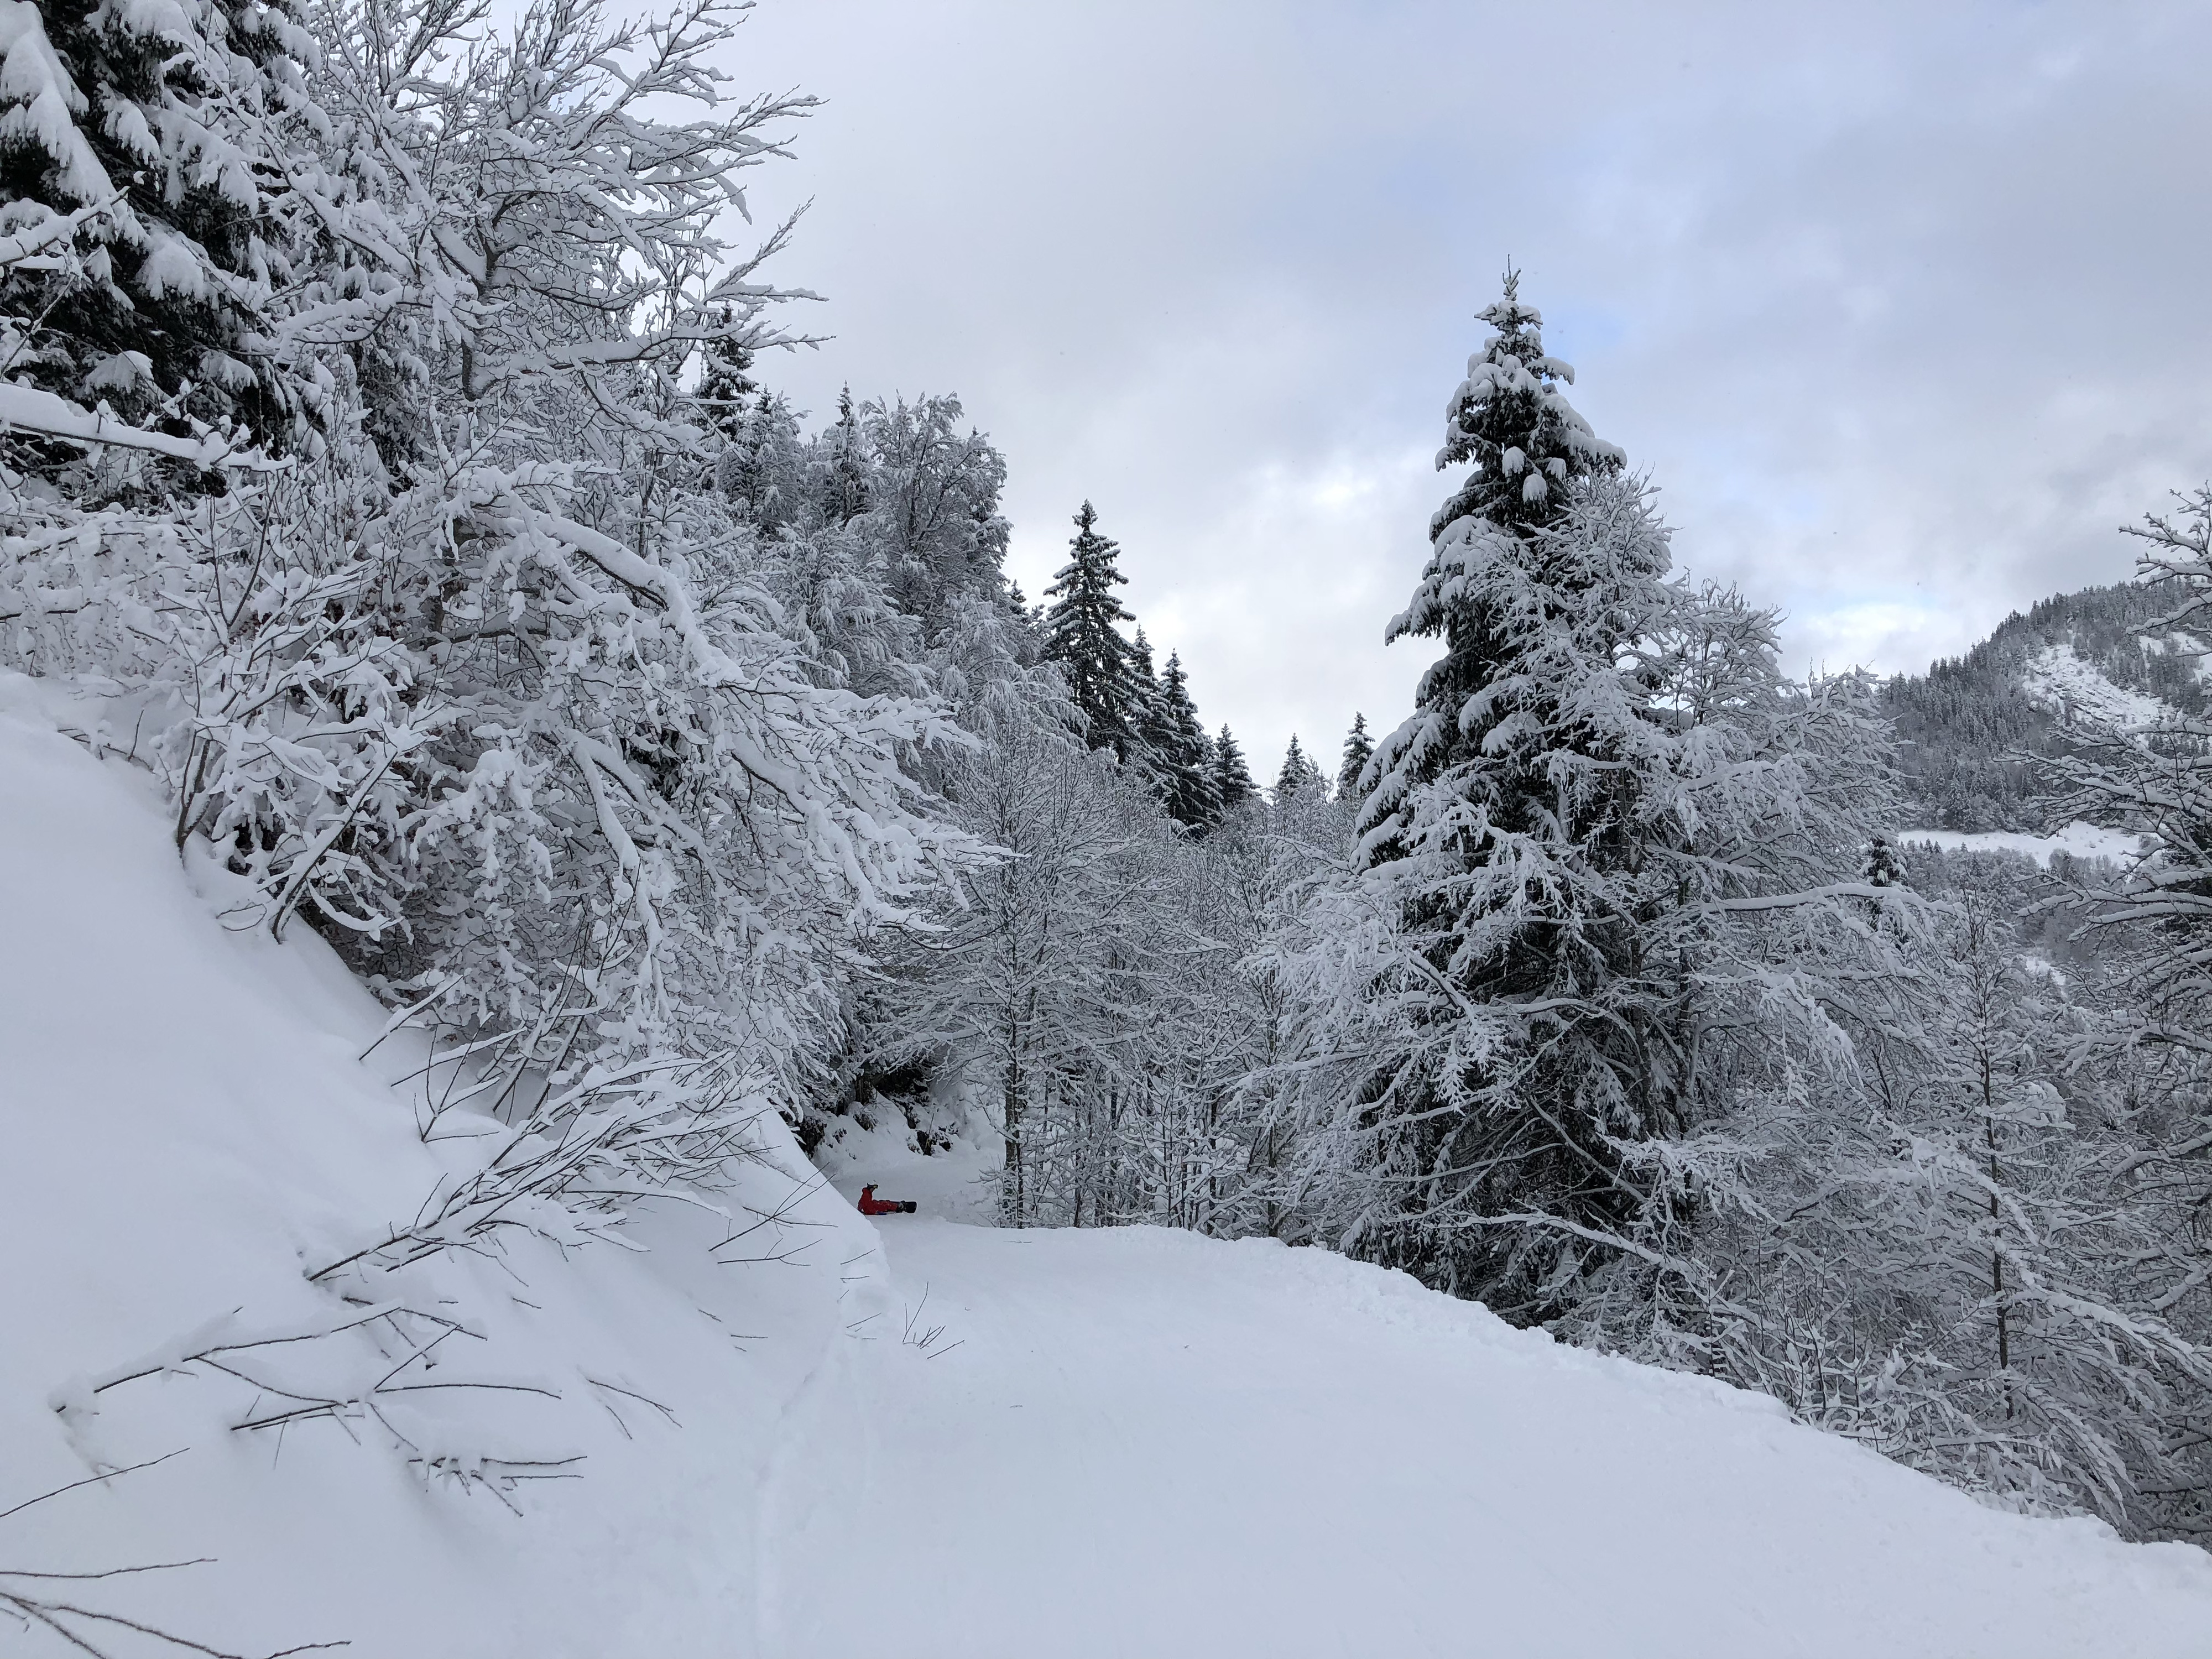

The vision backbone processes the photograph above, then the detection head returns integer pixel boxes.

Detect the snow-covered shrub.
[3,0,984,1299]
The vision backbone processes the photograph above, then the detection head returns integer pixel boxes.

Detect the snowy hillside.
[7,682,2211,1658]
[2022,641,2179,737]
[1886,577,2208,830]
[0,677,879,1657]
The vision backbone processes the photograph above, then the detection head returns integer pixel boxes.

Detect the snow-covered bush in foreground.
[1,0,981,1553]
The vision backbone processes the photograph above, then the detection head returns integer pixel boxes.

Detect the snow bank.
[0,675,878,1658]
[1900,819,2148,867]
[6,675,2210,1659]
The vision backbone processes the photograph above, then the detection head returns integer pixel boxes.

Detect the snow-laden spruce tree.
[1270,281,1935,1338]
[0,0,330,461]
[1336,712,1374,801]
[821,385,872,526]
[1042,500,1140,759]
[1274,735,1324,800]
[692,314,757,445]
[1125,630,1221,828]
[1213,724,1258,812]
[1326,276,1688,1310]
[1155,652,1222,830]
[1359,272,1629,858]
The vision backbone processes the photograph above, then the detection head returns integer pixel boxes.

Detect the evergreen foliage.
[823,386,871,524]
[1042,500,1139,758]
[692,310,756,443]
[1213,725,1258,811]
[0,0,325,461]
[1155,653,1222,830]
[1336,712,1374,800]
[1274,735,1323,799]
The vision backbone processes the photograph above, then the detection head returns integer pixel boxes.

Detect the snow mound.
[1900,819,2149,867]
[5,676,2211,1659]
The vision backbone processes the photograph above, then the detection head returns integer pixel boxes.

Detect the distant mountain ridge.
[1884,578,2209,830]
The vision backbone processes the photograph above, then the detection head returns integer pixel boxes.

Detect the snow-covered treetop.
[1043,499,1140,755]
[1431,269,1624,543]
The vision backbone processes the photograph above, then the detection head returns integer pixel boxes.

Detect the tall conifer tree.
[1156,652,1222,829]
[1337,713,1375,800]
[1349,274,1694,1312]
[1213,725,1257,812]
[1042,501,1139,759]
[692,310,757,444]
[822,386,872,524]
[1361,271,1627,857]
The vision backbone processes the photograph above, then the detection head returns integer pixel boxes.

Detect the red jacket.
[858,1184,902,1217]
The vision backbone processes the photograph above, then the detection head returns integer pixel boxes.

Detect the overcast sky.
[723,0,2211,781]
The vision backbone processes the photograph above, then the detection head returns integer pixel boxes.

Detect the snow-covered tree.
[2044,484,2212,1535]
[1274,734,1323,800]
[1043,500,1139,758]
[1155,653,1221,830]
[863,603,1154,1222]
[1125,624,1167,759]
[1336,712,1374,800]
[863,393,1009,622]
[821,384,871,525]
[4,0,984,1274]
[1275,323,1934,1343]
[1214,724,1257,812]
[0,0,330,466]
[1326,276,1682,1307]
[1360,272,1626,859]
[692,310,756,443]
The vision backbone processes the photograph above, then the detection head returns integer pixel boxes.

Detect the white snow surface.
[2022,642,2174,736]
[1900,819,2150,868]
[7,675,2212,1658]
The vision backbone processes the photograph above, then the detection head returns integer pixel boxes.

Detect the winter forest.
[3,0,2210,1653]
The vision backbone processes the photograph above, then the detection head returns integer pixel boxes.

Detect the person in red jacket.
[858,1184,917,1216]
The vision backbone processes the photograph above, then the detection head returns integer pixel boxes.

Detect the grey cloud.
[729,0,2210,778]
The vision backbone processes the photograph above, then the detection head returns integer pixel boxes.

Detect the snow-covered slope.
[2022,641,2177,737]
[0,676,878,1657]
[774,1213,2212,1659]
[7,678,2212,1658]
[1884,580,2209,831]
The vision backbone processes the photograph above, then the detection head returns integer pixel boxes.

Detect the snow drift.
[5,677,2212,1658]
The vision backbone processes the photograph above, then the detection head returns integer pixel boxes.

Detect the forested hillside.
[2,0,2210,1649]
[1886,580,2210,829]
